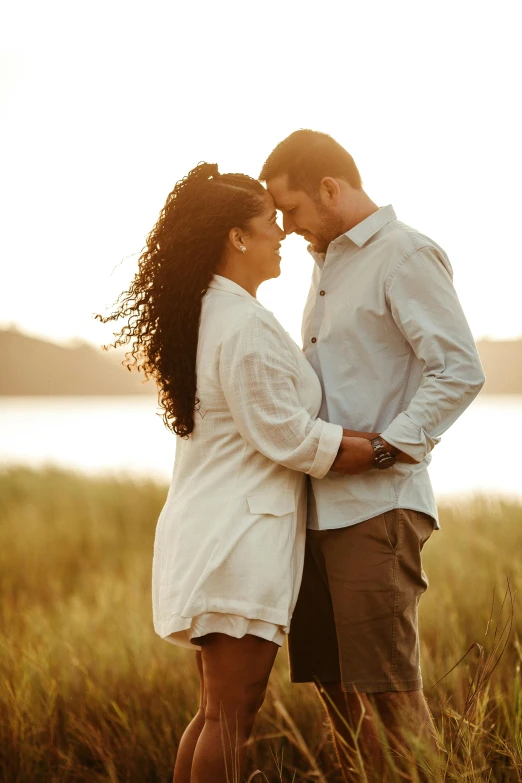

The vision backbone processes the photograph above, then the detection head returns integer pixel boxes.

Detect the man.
[260,130,485,780]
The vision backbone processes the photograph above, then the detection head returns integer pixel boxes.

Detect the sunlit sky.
[1,0,521,348]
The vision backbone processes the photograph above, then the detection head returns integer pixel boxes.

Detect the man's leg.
[310,510,436,780]
[318,683,439,782]
[288,532,351,773]
[315,683,384,783]
[370,689,439,768]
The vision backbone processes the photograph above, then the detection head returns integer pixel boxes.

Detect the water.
[0,395,521,499]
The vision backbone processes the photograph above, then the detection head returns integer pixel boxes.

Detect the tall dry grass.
[0,467,520,782]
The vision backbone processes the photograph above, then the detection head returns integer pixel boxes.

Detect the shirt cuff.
[308,422,344,479]
[381,413,441,463]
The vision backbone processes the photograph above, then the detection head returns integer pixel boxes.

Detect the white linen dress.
[152,274,343,649]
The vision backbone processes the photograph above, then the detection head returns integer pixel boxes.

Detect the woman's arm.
[342,428,378,439]
[219,312,414,478]
[219,312,343,479]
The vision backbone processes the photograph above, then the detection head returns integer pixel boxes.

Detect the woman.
[99,163,374,783]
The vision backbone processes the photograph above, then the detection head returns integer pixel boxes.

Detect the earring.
[239,245,246,254]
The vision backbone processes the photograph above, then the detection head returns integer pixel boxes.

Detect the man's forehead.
[266,176,304,207]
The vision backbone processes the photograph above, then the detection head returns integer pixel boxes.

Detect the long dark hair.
[96,162,266,437]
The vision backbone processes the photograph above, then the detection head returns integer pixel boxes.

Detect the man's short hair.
[259,129,362,194]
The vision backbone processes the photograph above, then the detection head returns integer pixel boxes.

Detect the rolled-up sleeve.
[219,312,343,478]
[380,247,485,462]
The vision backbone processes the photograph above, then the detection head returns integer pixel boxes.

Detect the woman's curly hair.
[96,162,266,437]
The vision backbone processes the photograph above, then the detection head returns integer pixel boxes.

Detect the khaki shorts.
[288,509,434,694]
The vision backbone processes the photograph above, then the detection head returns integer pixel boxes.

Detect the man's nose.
[283,214,297,234]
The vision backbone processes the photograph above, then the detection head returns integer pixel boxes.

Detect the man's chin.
[297,231,328,253]
[308,238,328,254]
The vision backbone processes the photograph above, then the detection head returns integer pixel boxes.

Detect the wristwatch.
[370,436,397,470]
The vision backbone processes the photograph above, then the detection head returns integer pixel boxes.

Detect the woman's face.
[243,192,286,283]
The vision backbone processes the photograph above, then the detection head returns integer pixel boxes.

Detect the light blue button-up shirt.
[303,205,485,530]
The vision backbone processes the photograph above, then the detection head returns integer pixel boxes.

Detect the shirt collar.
[207,274,258,301]
[344,204,397,248]
[307,204,397,265]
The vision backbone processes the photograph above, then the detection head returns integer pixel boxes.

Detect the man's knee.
[370,688,430,726]
[371,689,426,709]
[316,682,371,727]
[318,681,367,706]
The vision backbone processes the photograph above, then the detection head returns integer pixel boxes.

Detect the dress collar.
[207,274,258,302]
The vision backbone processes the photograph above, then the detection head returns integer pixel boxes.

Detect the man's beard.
[310,206,345,254]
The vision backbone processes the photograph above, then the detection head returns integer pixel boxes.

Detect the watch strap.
[370,436,397,470]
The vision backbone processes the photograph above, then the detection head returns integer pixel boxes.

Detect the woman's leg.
[173,651,206,783]
[191,633,279,783]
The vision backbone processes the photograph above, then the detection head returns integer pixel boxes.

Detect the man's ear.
[319,177,341,207]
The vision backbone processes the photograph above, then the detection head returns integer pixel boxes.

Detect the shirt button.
[311,337,317,343]
[319,290,326,296]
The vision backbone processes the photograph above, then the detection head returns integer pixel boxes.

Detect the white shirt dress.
[152,275,343,649]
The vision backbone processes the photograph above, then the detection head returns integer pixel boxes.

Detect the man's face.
[266,175,344,254]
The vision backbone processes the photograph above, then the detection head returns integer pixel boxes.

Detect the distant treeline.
[0,328,520,396]
[0,329,154,396]
[475,339,522,394]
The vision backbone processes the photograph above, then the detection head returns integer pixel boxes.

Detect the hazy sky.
[1,0,521,348]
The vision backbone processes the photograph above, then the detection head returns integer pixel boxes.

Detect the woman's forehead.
[262,190,276,212]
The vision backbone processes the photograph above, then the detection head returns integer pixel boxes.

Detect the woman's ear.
[228,227,245,253]
[319,177,341,207]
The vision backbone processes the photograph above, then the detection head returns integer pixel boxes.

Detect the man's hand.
[331,436,375,475]
[331,431,420,474]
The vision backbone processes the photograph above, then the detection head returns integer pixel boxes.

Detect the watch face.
[376,453,396,470]
[371,437,397,470]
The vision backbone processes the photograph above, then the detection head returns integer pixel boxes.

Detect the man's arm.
[378,246,485,462]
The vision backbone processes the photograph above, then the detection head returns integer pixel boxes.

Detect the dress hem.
[156,610,287,649]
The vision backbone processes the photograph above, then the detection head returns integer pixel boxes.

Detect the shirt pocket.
[246,491,296,517]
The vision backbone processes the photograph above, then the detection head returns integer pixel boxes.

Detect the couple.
[105,130,484,781]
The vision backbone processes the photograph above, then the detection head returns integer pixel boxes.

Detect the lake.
[0,395,521,500]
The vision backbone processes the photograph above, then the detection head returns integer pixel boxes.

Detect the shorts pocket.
[382,510,402,552]
[414,512,435,548]
[247,491,295,517]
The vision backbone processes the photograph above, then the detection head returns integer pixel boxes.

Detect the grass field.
[0,467,521,782]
